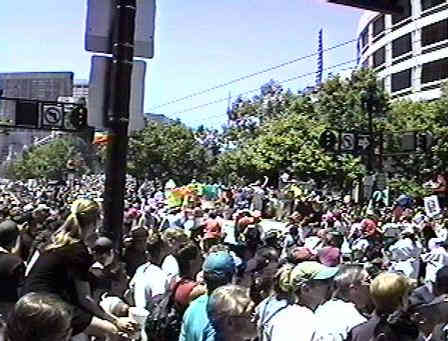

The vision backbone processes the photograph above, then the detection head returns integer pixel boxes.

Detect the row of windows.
[359,0,447,47]
[366,18,448,68]
[422,0,446,11]
[390,57,448,91]
[392,0,411,25]
[422,19,448,46]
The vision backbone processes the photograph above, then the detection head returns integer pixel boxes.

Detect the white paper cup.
[129,307,149,326]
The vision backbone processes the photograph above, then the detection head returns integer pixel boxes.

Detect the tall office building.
[0,72,73,100]
[357,0,448,100]
[73,79,89,102]
[0,72,74,169]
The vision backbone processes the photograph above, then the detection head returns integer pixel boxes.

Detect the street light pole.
[102,0,136,248]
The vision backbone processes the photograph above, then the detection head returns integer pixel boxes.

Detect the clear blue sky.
[0,0,364,128]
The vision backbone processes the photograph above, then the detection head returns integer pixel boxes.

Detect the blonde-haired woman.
[207,284,257,341]
[346,272,419,341]
[159,228,189,284]
[22,199,138,341]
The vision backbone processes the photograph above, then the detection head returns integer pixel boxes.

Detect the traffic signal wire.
[149,38,357,110]
[164,59,357,120]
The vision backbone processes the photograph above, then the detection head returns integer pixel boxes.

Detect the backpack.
[144,280,183,341]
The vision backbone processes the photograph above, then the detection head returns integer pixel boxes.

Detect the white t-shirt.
[313,299,367,341]
[161,254,180,285]
[129,262,169,308]
[270,305,317,341]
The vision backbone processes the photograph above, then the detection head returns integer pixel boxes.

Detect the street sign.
[400,132,416,152]
[42,104,63,127]
[85,0,156,59]
[356,134,372,152]
[88,55,146,133]
[339,132,356,152]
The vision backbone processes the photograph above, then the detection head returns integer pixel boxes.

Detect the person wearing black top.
[346,273,420,341]
[0,220,25,320]
[22,199,137,340]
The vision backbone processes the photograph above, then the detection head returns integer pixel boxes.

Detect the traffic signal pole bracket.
[102,0,136,248]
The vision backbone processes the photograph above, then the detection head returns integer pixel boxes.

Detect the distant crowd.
[1,173,448,341]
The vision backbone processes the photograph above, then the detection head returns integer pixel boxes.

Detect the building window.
[392,0,411,25]
[392,33,412,58]
[421,19,448,46]
[373,47,386,67]
[362,58,369,69]
[422,57,448,83]
[421,0,445,11]
[373,16,385,37]
[391,69,412,92]
[360,28,368,48]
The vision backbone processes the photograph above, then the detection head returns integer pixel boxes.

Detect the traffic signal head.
[70,105,88,129]
[319,130,337,151]
[416,132,432,152]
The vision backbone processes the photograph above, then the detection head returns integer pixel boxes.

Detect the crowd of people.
[1,173,448,341]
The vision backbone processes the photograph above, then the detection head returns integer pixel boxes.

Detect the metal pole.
[103,0,136,248]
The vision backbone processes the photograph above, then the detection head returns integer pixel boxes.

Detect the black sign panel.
[15,100,39,127]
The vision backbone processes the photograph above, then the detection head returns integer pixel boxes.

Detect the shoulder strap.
[261,297,289,326]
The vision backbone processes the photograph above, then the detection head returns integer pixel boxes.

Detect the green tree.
[315,68,389,131]
[127,121,212,184]
[7,137,86,180]
[214,96,364,187]
[383,86,448,195]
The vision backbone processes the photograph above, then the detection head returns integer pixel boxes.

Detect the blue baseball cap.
[203,251,236,276]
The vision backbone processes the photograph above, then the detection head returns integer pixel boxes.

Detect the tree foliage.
[8,68,448,199]
[126,121,212,184]
[7,137,87,180]
[214,92,364,186]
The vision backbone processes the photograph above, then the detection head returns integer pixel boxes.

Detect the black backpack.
[145,280,184,341]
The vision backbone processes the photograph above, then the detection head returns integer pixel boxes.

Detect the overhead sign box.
[327,0,403,15]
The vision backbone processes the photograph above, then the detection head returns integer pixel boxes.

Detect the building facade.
[357,0,448,100]
[72,79,89,102]
[0,72,73,101]
[0,72,74,169]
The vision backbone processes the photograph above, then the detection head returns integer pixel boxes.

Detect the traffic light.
[70,105,88,129]
[327,0,403,15]
[319,130,337,151]
[416,132,432,152]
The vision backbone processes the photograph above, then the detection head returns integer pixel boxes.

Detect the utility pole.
[102,0,136,247]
